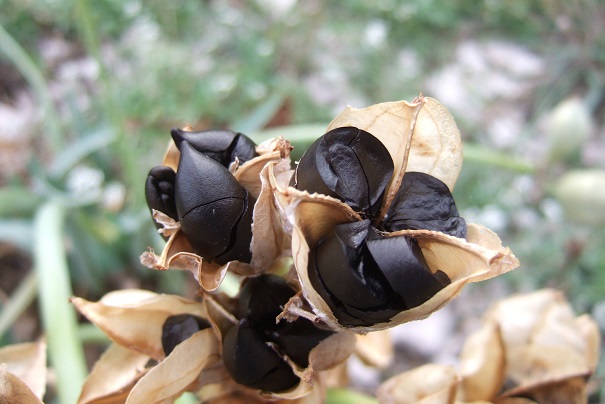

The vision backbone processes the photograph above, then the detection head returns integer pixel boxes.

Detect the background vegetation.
[1,0,604,402]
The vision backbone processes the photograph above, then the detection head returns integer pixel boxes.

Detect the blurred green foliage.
[0,0,604,402]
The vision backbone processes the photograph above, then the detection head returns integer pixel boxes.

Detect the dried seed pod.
[161,314,211,356]
[269,319,335,368]
[384,171,467,238]
[171,128,258,167]
[222,319,299,392]
[145,166,178,221]
[236,274,296,329]
[308,220,450,327]
[293,127,394,217]
[175,141,254,264]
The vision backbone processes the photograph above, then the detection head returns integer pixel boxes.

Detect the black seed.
[145,166,178,222]
[161,314,211,356]
[294,127,394,216]
[236,274,296,329]
[384,172,467,238]
[222,320,299,392]
[366,231,450,309]
[175,141,253,264]
[308,221,451,327]
[269,319,335,368]
[171,128,258,167]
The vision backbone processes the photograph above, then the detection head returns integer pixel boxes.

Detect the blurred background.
[1,0,604,402]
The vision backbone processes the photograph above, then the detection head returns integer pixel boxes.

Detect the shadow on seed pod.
[175,141,255,264]
[162,314,212,356]
[384,171,467,238]
[293,126,394,217]
[308,220,450,327]
[222,319,300,392]
[145,166,178,232]
[171,128,258,167]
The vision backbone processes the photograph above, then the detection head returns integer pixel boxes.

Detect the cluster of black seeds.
[293,126,467,327]
[145,129,258,265]
[222,274,335,392]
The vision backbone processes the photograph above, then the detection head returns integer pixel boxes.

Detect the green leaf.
[232,92,287,134]
[326,388,378,404]
[34,201,87,404]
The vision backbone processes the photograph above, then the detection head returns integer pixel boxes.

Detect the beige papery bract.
[71,290,224,404]
[0,339,46,404]
[376,289,601,404]
[281,95,519,331]
[140,136,293,292]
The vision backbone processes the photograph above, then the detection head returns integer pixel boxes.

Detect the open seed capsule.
[308,220,450,327]
[269,319,335,368]
[175,141,254,264]
[161,314,211,356]
[222,319,299,392]
[293,127,394,217]
[171,128,258,167]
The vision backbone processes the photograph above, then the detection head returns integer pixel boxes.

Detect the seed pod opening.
[171,128,258,167]
[384,171,466,238]
[222,319,299,392]
[145,166,178,222]
[293,127,394,217]
[269,319,335,368]
[175,141,254,264]
[307,220,450,327]
[161,314,211,356]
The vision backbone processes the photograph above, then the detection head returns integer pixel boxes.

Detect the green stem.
[34,201,87,404]
[0,22,63,152]
[0,271,38,340]
[463,144,535,173]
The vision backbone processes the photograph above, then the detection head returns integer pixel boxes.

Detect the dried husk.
[0,339,46,400]
[457,321,505,402]
[142,136,293,290]
[285,96,518,331]
[376,363,459,404]
[354,330,394,369]
[126,329,221,404]
[0,364,43,404]
[71,290,207,361]
[78,343,150,404]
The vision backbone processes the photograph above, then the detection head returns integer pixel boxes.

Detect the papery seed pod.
[308,220,450,327]
[161,314,211,356]
[175,141,254,264]
[222,319,299,392]
[145,166,178,222]
[171,128,258,167]
[236,274,296,329]
[293,127,394,217]
[269,319,335,368]
[384,171,467,238]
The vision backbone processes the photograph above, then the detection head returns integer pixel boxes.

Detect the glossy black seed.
[222,320,299,392]
[313,220,389,310]
[145,166,178,221]
[293,127,394,216]
[269,319,335,368]
[171,128,258,167]
[308,220,451,327]
[236,274,296,329]
[175,141,253,264]
[365,231,450,309]
[384,171,467,238]
[161,314,211,356]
